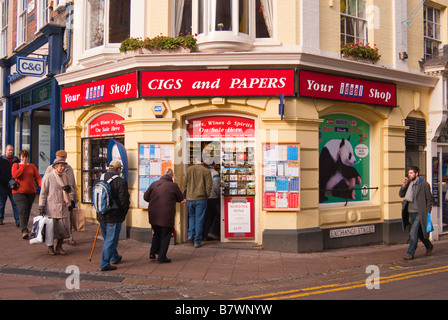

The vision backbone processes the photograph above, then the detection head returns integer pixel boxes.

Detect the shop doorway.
[439,147,448,234]
[185,116,257,243]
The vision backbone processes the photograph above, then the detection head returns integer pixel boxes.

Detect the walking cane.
[89,224,101,262]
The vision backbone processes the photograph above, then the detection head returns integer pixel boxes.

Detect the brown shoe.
[48,246,56,256]
[56,239,67,255]
[404,254,414,260]
[425,248,433,256]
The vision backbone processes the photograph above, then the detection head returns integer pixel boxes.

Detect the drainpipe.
[61,1,73,72]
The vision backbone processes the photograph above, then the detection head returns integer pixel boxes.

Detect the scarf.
[52,169,71,207]
[404,179,417,203]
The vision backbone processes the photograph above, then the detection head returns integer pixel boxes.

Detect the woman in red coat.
[143,168,185,263]
[12,149,42,239]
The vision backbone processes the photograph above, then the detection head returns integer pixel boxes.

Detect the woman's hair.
[164,168,174,177]
[19,149,29,158]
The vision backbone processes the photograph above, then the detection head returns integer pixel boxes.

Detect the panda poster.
[319,114,370,204]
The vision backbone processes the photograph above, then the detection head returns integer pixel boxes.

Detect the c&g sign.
[17,57,46,77]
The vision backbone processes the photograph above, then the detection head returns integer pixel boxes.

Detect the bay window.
[174,0,274,52]
[85,0,130,50]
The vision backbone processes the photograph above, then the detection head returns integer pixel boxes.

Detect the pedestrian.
[183,157,213,248]
[45,150,78,245]
[399,166,434,260]
[39,158,75,255]
[0,145,20,226]
[95,160,130,271]
[11,149,42,239]
[202,162,221,241]
[144,168,185,263]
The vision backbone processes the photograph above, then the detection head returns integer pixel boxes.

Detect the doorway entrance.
[185,115,257,243]
[438,146,448,234]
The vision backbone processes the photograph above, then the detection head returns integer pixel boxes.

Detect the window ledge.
[197,32,253,53]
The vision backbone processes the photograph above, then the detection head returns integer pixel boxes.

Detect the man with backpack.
[94,160,130,271]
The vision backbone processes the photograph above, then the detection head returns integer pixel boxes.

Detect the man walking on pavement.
[183,157,213,248]
[399,166,434,260]
[95,160,130,271]
[0,145,20,226]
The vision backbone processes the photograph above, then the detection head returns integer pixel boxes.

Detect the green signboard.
[319,114,370,204]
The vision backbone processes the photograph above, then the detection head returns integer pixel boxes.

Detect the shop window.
[175,0,273,52]
[81,135,124,203]
[319,114,371,204]
[22,112,30,150]
[85,0,130,50]
[0,109,3,151]
[13,116,20,152]
[405,117,427,178]
[340,0,367,44]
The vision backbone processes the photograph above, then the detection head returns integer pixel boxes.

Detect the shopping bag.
[29,215,45,244]
[29,215,53,245]
[71,208,85,231]
[426,213,434,233]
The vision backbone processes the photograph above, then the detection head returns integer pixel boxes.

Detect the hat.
[55,150,67,158]
[52,158,67,166]
[109,160,123,170]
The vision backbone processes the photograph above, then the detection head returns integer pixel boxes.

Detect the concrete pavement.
[1,200,447,300]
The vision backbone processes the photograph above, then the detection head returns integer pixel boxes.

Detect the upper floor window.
[174,0,273,52]
[37,0,50,31]
[340,0,367,44]
[424,5,441,60]
[17,0,27,46]
[85,0,130,50]
[1,0,8,57]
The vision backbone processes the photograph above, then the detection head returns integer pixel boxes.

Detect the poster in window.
[262,143,300,211]
[138,143,174,208]
[319,114,370,204]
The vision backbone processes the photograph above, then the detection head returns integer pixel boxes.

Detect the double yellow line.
[235,265,448,300]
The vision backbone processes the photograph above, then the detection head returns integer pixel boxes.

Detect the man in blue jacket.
[0,145,20,226]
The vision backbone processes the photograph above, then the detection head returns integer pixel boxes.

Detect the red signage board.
[141,69,295,97]
[299,70,397,107]
[187,116,255,139]
[88,113,125,137]
[61,72,138,109]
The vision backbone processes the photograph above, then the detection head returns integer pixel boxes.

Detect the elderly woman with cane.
[39,158,75,255]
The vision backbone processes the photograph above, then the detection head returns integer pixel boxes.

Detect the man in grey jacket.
[399,166,434,260]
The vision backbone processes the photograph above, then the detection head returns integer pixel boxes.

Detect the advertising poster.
[319,114,370,204]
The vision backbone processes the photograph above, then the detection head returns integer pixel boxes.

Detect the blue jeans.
[407,212,433,256]
[187,199,208,244]
[0,186,19,223]
[99,222,122,269]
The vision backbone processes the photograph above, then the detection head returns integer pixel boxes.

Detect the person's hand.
[181,199,186,204]
[38,206,45,216]
[62,185,71,192]
[402,177,409,186]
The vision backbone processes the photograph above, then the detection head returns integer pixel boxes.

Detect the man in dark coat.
[144,168,185,263]
[0,145,20,225]
[95,160,130,271]
[399,166,434,260]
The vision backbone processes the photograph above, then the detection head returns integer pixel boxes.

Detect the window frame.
[424,4,442,60]
[340,0,368,45]
[0,0,8,58]
[16,0,27,47]
[36,0,50,32]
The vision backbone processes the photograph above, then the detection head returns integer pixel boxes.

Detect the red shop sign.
[61,73,138,110]
[187,116,255,139]
[88,113,125,137]
[141,69,295,97]
[299,70,397,107]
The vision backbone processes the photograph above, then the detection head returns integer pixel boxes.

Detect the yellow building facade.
[56,0,447,252]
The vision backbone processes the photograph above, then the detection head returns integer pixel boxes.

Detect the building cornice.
[55,51,438,90]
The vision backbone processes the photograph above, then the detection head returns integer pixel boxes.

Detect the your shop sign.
[61,72,138,109]
[299,70,397,107]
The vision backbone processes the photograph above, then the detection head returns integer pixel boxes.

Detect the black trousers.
[150,225,172,261]
[12,193,35,233]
